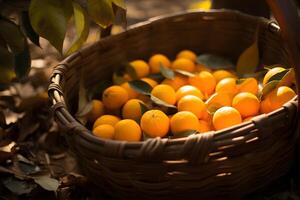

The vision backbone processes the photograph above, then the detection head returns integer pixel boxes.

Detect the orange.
[161,75,188,90]
[196,64,212,73]
[171,58,196,72]
[122,99,146,121]
[177,95,206,119]
[263,67,285,86]
[205,92,233,108]
[141,77,158,88]
[243,116,253,122]
[120,82,139,99]
[198,120,211,133]
[212,70,236,83]
[149,54,171,74]
[123,73,132,82]
[237,78,259,95]
[170,111,200,135]
[93,115,120,129]
[232,92,260,118]
[213,106,242,131]
[140,110,169,137]
[102,86,129,109]
[188,71,216,97]
[268,86,296,110]
[130,60,150,78]
[87,100,105,122]
[260,97,272,114]
[92,124,115,139]
[215,77,238,95]
[151,84,176,105]
[176,85,204,101]
[176,50,197,62]
[114,119,142,141]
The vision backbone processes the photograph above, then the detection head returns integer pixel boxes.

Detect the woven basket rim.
[49,9,298,149]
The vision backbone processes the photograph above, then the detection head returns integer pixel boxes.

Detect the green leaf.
[260,80,279,100]
[29,0,73,53]
[128,80,152,95]
[236,78,247,85]
[66,2,89,55]
[160,63,175,79]
[139,102,148,115]
[88,0,114,28]
[236,29,259,76]
[20,11,40,46]
[0,18,25,53]
[278,68,295,87]
[33,176,59,191]
[112,0,126,9]
[150,95,177,113]
[196,54,234,69]
[125,63,138,80]
[266,69,290,84]
[174,69,195,77]
[147,73,165,82]
[14,42,31,79]
[0,44,14,69]
[207,103,222,115]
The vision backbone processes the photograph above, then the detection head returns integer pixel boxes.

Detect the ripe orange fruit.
[93,115,121,129]
[196,64,212,73]
[237,78,259,95]
[260,97,272,114]
[102,86,129,109]
[130,60,150,78]
[213,106,242,130]
[120,82,139,99]
[176,50,197,62]
[176,85,204,101]
[140,110,169,137]
[161,75,188,90]
[171,58,196,72]
[149,54,171,74]
[87,100,105,122]
[177,95,206,119]
[268,86,296,110]
[122,99,146,121]
[151,84,176,105]
[114,119,142,141]
[212,70,236,83]
[122,73,132,82]
[263,67,285,86]
[170,111,200,135]
[188,71,216,97]
[215,77,238,95]
[232,92,260,118]
[141,77,158,88]
[205,92,233,108]
[198,120,211,133]
[93,124,115,139]
[243,116,253,122]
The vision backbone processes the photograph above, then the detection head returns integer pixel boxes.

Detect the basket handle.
[266,0,300,107]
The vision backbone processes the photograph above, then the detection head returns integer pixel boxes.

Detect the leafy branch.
[0,0,126,85]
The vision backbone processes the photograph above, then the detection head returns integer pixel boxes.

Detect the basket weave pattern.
[49,10,298,199]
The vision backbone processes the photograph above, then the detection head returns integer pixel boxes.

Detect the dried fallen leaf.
[33,175,59,191]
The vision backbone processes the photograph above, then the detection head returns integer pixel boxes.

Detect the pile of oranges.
[85,50,296,142]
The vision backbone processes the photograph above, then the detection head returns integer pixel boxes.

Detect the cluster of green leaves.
[0,0,126,85]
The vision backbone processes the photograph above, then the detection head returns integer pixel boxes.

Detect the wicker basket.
[49,8,299,199]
